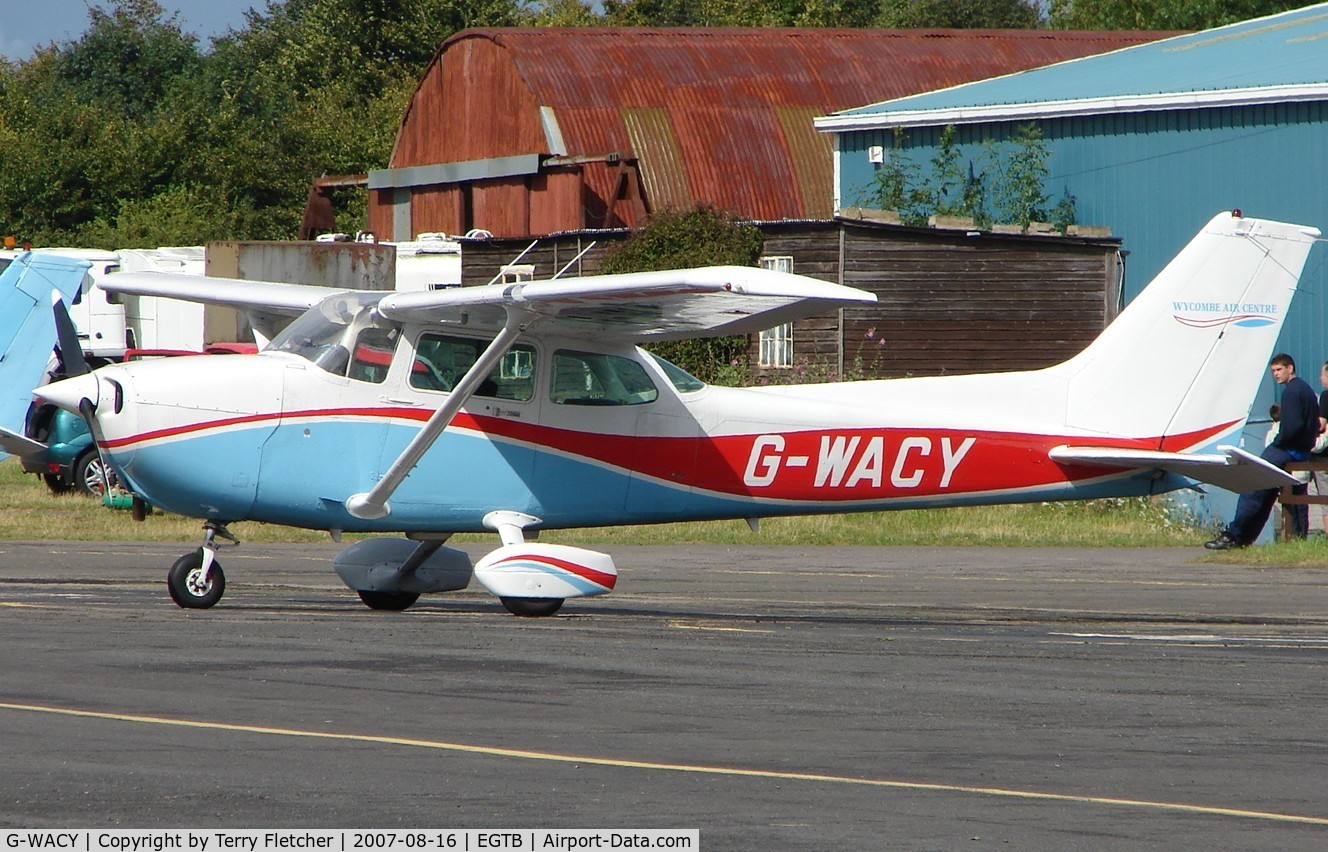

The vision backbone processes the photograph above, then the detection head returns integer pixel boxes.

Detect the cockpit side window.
[410,333,537,401]
[266,292,386,372]
[551,350,658,406]
[347,326,400,384]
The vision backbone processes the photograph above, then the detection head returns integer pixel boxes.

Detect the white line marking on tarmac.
[1054,632,1328,645]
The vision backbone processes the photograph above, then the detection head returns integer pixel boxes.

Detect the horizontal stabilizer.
[1049,444,1298,493]
[0,425,47,459]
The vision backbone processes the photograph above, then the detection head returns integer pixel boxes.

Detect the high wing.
[376,265,878,340]
[1049,445,1297,493]
[101,265,877,343]
[99,271,348,345]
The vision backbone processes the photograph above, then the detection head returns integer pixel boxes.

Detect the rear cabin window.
[410,333,537,401]
[551,350,658,406]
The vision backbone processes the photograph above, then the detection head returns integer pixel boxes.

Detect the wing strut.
[345,308,534,520]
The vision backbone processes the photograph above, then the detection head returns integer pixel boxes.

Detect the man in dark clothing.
[1206,353,1320,549]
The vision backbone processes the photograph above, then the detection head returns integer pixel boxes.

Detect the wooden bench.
[1278,458,1328,539]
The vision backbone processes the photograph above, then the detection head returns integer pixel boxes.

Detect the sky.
[0,0,264,61]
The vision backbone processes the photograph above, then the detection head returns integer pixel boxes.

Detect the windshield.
[266,292,386,367]
[646,352,706,393]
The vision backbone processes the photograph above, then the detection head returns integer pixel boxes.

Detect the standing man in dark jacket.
[1207,353,1320,549]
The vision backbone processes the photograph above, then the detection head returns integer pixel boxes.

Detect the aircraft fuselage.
[77,325,1200,534]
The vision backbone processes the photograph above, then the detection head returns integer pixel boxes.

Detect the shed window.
[758,256,794,368]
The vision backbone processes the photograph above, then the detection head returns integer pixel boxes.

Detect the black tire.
[500,597,564,617]
[167,550,225,609]
[43,473,72,495]
[72,449,115,497]
[357,590,420,611]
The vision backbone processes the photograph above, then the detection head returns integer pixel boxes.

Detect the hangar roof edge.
[817,2,1328,131]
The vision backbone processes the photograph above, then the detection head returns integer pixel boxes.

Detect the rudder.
[0,252,90,461]
[1054,212,1320,447]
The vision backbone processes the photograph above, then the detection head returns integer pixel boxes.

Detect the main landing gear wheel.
[357,590,420,611]
[167,549,226,609]
[500,597,564,617]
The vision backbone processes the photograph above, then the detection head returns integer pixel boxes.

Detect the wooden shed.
[459,218,1122,379]
[364,27,1168,241]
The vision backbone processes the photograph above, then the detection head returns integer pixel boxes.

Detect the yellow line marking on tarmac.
[0,602,41,608]
[669,622,775,634]
[2,701,1326,826]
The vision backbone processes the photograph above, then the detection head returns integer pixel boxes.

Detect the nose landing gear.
[167,522,238,609]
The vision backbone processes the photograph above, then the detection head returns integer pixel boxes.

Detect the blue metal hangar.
[816,4,1328,528]
[816,3,1328,365]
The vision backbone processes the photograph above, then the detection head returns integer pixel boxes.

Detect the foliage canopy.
[0,0,1302,248]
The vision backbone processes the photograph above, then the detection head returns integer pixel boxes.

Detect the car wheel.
[43,473,73,495]
[73,449,115,497]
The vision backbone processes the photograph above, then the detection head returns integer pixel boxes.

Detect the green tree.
[54,0,201,119]
[861,123,1071,232]
[0,0,531,246]
[1047,0,1303,30]
[989,122,1050,227]
[602,205,763,273]
[531,0,603,26]
[602,0,877,27]
[863,129,930,226]
[877,0,1044,28]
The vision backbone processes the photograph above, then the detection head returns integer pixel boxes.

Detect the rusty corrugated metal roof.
[393,27,1175,226]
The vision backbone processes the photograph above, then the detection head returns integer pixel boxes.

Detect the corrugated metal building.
[816,3,1328,527]
[367,27,1169,240]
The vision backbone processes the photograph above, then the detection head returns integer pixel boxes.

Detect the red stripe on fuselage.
[101,406,1238,502]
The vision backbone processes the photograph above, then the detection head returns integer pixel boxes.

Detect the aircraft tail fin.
[0,252,90,461]
[1053,212,1321,447]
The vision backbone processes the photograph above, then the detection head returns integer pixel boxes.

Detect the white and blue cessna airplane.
[1,212,1320,615]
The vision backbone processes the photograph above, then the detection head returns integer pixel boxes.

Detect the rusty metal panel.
[367,191,395,240]
[621,107,692,211]
[410,186,464,238]
[208,242,396,290]
[529,169,585,234]
[776,106,835,219]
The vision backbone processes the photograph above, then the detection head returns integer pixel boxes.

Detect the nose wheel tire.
[500,597,564,617]
[167,549,226,609]
[356,590,420,611]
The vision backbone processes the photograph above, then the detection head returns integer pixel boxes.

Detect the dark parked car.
[21,404,115,496]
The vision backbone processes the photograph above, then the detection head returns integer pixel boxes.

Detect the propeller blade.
[52,296,89,378]
[78,396,115,497]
